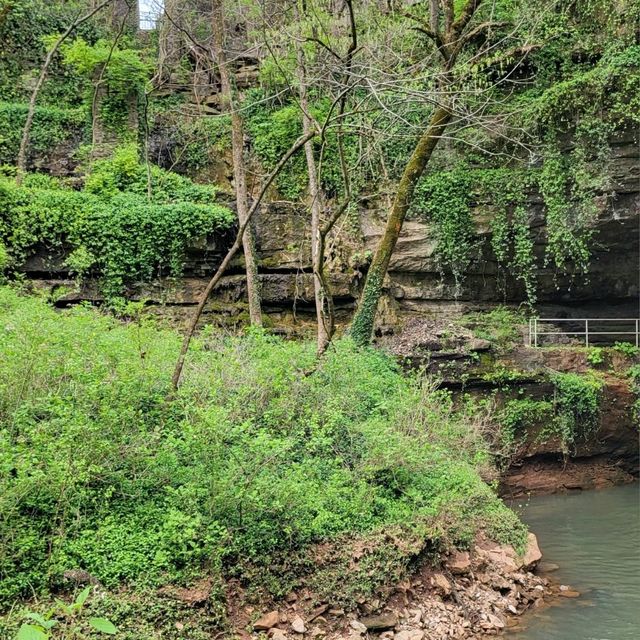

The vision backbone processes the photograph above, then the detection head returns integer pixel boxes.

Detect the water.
[510,483,640,640]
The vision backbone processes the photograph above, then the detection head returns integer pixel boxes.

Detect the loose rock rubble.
[246,533,571,640]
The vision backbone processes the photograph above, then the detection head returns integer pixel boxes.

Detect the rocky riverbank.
[227,534,557,640]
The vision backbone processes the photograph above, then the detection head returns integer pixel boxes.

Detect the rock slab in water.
[522,533,543,568]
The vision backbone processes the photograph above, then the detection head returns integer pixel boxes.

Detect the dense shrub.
[60,37,151,135]
[548,371,604,453]
[0,287,526,613]
[0,145,234,298]
[0,101,86,166]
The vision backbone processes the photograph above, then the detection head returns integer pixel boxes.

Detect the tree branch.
[170,129,316,392]
[15,0,115,184]
[451,0,484,38]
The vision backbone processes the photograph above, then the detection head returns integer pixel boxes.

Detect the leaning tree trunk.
[211,0,262,326]
[350,107,451,346]
[350,0,484,345]
[170,130,315,392]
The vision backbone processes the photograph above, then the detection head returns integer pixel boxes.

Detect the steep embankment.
[0,287,549,639]
[381,312,639,497]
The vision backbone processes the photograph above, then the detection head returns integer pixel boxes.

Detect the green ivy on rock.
[0,145,234,300]
[0,101,87,166]
[412,166,538,303]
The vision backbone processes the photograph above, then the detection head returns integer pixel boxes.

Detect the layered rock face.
[215,129,638,331]
[30,129,638,336]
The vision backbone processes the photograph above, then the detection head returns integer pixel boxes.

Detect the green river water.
[510,482,640,640]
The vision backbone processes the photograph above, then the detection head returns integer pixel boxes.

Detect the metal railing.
[528,318,640,348]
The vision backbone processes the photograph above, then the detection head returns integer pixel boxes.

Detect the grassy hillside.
[0,286,525,635]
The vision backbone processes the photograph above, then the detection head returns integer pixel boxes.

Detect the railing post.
[534,318,538,348]
[636,319,639,348]
[585,319,589,347]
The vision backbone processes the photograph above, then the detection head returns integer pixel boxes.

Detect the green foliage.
[61,37,150,134]
[0,241,8,273]
[498,398,553,441]
[0,287,526,613]
[484,170,537,305]
[547,371,603,453]
[244,96,306,199]
[537,145,593,275]
[413,167,538,302]
[413,167,479,289]
[528,44,640,132]
[481,365,529,387]
[611,342,640,359]
[0,145,233,298]
[144,97,234,174]
[586,346,605,366]
[628,364,640,425]
[518,40,640,278]
[461,306,525,353]
[244,91,356,200]
[405,12,640,304]
[0,102,86,166]
[15,586,117,639]
[498,397,554,453]
[176,115,232,172]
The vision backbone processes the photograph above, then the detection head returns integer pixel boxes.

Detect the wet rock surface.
[500,455,638,498]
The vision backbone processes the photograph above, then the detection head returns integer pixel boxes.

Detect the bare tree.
[211,0,263,326]
[293,9,334,354]
[15,0,115,185]
[112,0,138,31]
[265,0,358,354]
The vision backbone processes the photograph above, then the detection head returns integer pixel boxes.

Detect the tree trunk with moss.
[350,0,483,345]
[350,107,451,345]
[211,0,262,326]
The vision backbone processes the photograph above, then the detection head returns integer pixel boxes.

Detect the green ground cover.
[0,286,526,636]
